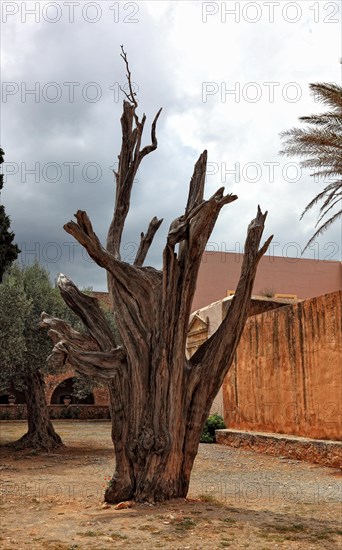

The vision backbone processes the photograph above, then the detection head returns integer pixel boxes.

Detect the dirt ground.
[0,421,341,550]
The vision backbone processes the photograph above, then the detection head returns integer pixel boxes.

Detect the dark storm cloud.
[2,4,189,288]
[2,1,341,291]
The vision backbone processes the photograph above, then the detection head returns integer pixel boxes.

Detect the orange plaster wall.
[223,291,342,441]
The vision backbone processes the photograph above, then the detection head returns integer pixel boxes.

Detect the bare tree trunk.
[10,369,63,451]
[41,48,272,502]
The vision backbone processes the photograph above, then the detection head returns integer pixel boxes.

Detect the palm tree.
[280,80,342,250]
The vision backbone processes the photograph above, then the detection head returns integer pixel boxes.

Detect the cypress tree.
[0,147,20,282]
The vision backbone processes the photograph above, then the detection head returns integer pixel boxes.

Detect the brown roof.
[88,254,342,315]
[192,252,341,312]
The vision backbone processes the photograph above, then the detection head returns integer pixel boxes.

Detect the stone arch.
[50,377,95,405]
[0,388,26,404]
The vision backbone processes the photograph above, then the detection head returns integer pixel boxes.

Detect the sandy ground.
[0,420,341,550]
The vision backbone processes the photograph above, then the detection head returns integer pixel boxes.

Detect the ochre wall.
[190,296,290,417]
[223,291,342,440]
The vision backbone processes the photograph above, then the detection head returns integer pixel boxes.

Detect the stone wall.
[45,370,109,405]
[216,429,341,468]
[223,291,342,441]
[0,405,110,420]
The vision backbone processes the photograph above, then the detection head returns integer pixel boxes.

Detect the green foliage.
[48,406,110,420]
[280,77,342,249]
[0,408,10,420]
[200,413,225,443]
[0,148,20,282]
[0,404,26,420]
[0,262,78,392]
[0,264,31,378]
[0,262,112,403]
[60,406,81,419]
[71,374,97,401]
[259,288,275,298]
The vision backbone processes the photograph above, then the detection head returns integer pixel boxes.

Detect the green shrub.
[60,406,81,419]
[90,408,110,419]
[49,409,57,419]
[200,413,225,443]
[16,405,26,419]
[48,405,110,420]
[0,408,10,420]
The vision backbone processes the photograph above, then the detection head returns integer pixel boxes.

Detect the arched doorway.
[50,378,95,405]
[0,389,26,404]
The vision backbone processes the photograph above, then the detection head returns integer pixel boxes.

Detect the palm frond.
[309,82,342,111]
[280,72,342,248]
[315,196,342,227]
[280,128,342,152]
[303,210,342,252]
[299,111,342,128]
[310,167,342,178]
[300,181,341,219]
[319,185,342,213]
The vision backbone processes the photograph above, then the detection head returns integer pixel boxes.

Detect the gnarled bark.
[43,49,272,502]
[9,369,63,451]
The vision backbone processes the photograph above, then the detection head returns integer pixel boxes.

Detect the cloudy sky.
[1,0,341,290]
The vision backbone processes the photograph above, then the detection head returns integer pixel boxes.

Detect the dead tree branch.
[119,44,138,108]
[44,48,273,504]
[134,216,163,267]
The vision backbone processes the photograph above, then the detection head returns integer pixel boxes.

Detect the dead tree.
[41,48,272,503]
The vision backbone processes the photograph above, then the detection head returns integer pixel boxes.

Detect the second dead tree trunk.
[41,49,272,503]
